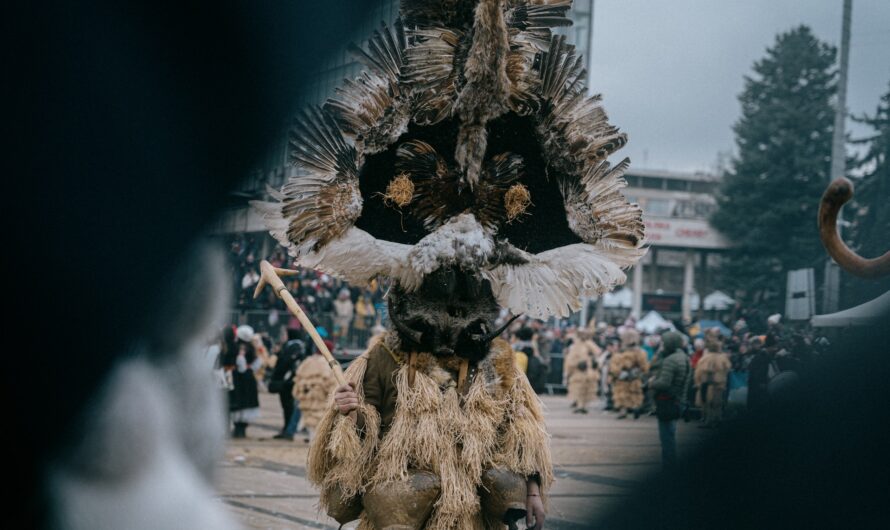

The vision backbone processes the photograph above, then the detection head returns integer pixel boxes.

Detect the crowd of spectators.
[224,235,387,350]
[224,235,828,420]
[504,309,829,424]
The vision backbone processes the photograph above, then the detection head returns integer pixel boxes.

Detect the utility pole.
[823,0,852,315]
[588,0,595,72]
[579,0,596,326]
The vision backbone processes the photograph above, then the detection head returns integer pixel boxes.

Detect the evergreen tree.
[844,82,890,305]
[712,26,837,309]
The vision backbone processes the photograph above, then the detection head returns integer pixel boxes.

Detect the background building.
[621,169,730,322]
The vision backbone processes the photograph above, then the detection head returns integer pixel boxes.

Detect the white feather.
[299,227,416,287]
[483,243,648,319]
[250,198,296,256]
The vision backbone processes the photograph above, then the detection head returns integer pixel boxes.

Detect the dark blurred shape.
[6,1,378,526]
[597,324,890,529]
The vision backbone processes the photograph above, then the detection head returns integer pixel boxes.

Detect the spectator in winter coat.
[746,336,770,413]
[332,288,354,344]
[690,338,705,369]
[268,329,306,440]
[650,331,692,470]
[228,326,262,438]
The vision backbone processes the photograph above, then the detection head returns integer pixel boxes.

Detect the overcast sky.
[587,0,890,173]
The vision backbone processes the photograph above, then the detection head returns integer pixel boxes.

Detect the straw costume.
[563,330,600,413]
[293,352,338,432]
[694,328,732,426]
[610,329,648,418]
[253,1,647,527]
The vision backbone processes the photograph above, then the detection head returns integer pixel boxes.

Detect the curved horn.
[476,314,522,343]
[389,312,423,346]
[818,177,890,279]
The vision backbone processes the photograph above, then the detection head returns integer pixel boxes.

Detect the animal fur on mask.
[387,266,518,362]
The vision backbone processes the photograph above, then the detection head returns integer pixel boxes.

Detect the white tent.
[703,290,735,311]
[603,287,633,308]
[810,291,890,327]
[689,292,701,311]
[636,310,676,334]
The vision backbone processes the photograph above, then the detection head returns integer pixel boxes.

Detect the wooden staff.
[819,178,890,279]
[253,260,347,387]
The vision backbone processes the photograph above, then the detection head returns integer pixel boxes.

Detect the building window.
[666,179,689,191]
[690,181,717,194]
[644,198,671,217]
[671,200,716,219]
[640,177,664,189]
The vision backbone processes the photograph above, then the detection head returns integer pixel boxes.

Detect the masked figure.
[254,1,646,527]
[563,329,600,413]
[694,328,732,427]
[610,329,649,419]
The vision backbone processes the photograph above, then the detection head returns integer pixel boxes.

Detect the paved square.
[218,393,707,529]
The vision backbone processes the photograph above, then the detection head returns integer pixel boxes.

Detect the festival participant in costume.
[610,329,649,419]
[563,329,600,413]
[253,1,646,527]
[694,327,732,427]
[293,343,337,440]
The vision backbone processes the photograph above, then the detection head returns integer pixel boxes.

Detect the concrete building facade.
[621,169,729,322]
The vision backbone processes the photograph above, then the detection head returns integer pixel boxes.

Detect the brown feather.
[324,21,409,154]
[561,158,645,247]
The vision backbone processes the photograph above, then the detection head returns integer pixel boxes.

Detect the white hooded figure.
[47,248,240,530]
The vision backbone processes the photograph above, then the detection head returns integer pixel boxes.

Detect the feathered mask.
[253,0,646,319]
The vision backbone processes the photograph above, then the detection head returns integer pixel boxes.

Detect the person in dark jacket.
[650,331,692,470]
[746,336,770,413]
[268,329,306,440]
[516,326,549,393]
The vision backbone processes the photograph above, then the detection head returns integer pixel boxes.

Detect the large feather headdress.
[253,0,646,319]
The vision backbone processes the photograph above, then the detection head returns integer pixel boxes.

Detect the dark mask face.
[388,267,514,362]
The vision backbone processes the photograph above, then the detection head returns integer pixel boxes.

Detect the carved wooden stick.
[818,177,890,279]
[253,260,348,386]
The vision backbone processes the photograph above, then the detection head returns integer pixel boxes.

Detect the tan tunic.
[563,340,600,407]
[609,347,649,409]
[694,351,732,421]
